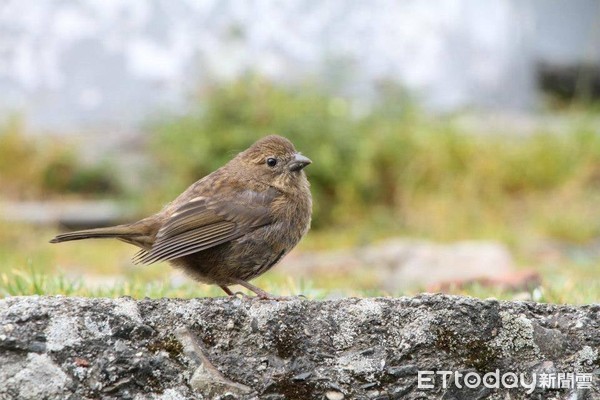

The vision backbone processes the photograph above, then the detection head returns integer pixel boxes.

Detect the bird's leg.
[231,278,276,299]
[219,285,235,296]
[220,283,259,300]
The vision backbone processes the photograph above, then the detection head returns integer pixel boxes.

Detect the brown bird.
[50,135,312,298]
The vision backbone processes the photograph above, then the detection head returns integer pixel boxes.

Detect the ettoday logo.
[418,370,594,394]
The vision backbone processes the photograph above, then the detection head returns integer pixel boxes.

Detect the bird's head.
[235,135,311,192]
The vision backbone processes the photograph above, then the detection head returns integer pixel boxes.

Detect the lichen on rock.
[0,295,597,399]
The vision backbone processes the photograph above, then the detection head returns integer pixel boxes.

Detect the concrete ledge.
[0,295,598,399]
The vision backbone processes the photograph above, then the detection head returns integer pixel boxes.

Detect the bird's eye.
[266,158,277,167]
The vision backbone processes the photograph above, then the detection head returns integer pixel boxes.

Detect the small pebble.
[325,391,344,400]
[292,371,312,381]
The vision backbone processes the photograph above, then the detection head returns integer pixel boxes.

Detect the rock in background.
[0,295,597,399]
[282,239,522,292]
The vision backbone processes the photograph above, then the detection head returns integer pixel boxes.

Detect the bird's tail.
[49,224,138,243]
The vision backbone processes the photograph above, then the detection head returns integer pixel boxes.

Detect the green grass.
[0,221,595,304]
[0,256,596,304]
[0,268,327,299]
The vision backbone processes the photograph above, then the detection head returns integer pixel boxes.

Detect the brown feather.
[50,135,312,298]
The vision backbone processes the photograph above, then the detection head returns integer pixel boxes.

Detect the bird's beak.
[288,153,312,171]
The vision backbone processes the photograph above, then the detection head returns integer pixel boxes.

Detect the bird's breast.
[271,189,311,234]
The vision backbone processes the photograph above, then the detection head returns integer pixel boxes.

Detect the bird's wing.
[134,187,278,264]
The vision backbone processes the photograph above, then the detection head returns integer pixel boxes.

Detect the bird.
[50,135,312,299]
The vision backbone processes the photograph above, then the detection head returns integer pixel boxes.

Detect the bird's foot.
[229,279,288,300]
[223,279,305,300]
[232,290,279,301]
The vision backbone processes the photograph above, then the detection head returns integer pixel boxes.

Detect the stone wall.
[0,295,598,399]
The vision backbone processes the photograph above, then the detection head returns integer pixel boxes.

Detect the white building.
[0,0,598,131]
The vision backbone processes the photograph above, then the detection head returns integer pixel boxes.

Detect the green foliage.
[0,117,121,199]
[152,77,441,228]
[0,117,42,198]
[152,77,600,243]
[42,155,121,196]
[152,77,362,227]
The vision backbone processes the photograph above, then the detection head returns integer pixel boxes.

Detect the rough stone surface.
[0,295,598,400]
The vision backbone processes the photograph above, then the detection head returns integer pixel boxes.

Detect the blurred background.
[0,0,599,302]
